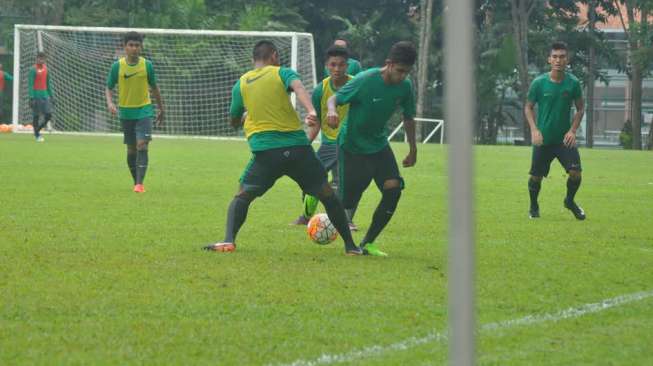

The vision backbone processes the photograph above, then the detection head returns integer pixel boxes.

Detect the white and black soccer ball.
[307,213,338,245]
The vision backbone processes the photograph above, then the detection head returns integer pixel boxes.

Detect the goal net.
[13,25,316,138]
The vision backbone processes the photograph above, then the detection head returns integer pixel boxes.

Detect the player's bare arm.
[306,118,320,142]
[564,97,585,147]
[326,95,339,128]
[402,117,417,167]
[290,79,318,128]
[150,86,165,127]
[105,88,117,115]
[525,101,542,146]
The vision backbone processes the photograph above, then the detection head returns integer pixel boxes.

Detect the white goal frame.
[387,117,444,144]
[12,25,317,137]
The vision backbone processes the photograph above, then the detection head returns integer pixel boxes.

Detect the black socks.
[127,153,137,184]
[224,195,252,243]
[136,149,148,184]
[566,177,581,203]
[528,178,541,209]
[320,193,356,248]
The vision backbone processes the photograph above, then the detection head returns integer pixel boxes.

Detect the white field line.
[273,289,653,366]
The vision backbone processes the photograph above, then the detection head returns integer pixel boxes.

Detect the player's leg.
[292,143,337,225]
[205,149,281,252]
[31,100,43,141]
[121,119,139,189]
[338,146,369,228]
[43,97,53,132]
[528,145,554,218]
[330,143,358,230]
[126,144,137,184]
[359,146,403,257]
[288,145,362,255]
[0,92,4,121]
[134,117,153,190]
[557,146,585,220]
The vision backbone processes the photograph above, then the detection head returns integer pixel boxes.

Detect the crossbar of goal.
[387,118,444,144]
[13,24,313,38]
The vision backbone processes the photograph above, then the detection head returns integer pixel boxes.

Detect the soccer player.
[106,31,165,193]
[326,41,418,257]
[525,41,585,220]
[203,40,362,256]
[291,45,358,231]
[323,39,362,77]
[28,52,53,142]
[0,63,13,122]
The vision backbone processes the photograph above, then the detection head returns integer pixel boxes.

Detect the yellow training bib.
[117,57,151,108]
[320,75,352,141]
[240,65,302,138]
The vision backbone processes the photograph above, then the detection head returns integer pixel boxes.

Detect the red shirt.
[33,64,48,90]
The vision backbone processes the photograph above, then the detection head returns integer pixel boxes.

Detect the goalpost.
[387,117,444,144]
[12,25,317,138]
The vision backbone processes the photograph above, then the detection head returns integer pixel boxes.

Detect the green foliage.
[1,135,652,364]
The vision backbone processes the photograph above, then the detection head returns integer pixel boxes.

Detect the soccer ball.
[307,213,338,245]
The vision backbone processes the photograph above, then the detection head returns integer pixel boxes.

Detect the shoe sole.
[363,250,388,257]
[345,251,363,256]
[205,244,236,252]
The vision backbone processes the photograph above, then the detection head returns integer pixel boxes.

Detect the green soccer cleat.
[362,243,388,257]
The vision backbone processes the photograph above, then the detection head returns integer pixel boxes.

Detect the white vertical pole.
[12,27,21,127]
[445,0,476,365]
[309,34,317,87]
[37,30,44,52]
[290,34,299,109]
[441,121,445,144]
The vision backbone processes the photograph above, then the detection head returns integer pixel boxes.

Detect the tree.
[614,0,652,150]
[509,0,538,144]
[416,0,434,139]
[586,1,597,148]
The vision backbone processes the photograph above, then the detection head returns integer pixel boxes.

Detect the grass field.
[1,133,652,365]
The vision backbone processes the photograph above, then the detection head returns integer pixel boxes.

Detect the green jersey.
[335,67,416,154]
[323,58,363,77]
[527,72,582,145]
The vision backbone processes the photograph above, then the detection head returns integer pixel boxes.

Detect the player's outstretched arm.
[290,79,318,128]
[150,86,165,127]
[105,88,117,116]
[403,117,417,167]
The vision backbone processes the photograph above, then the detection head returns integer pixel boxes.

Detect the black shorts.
[338,145,404,208]
[121,117,152,145]
[32,98,52,116]
[529,144,582,177]
[239,145,327,197]
[316,143,338,173]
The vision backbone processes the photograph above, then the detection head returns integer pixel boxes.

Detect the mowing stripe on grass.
[275,289,653,366]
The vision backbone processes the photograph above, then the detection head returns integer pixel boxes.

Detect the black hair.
[551,41,568,53]
[253,40,278,61]
[36,51,46,58]
[387,41,417,66]
[123,31,144,45]
[325,45,349,61]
